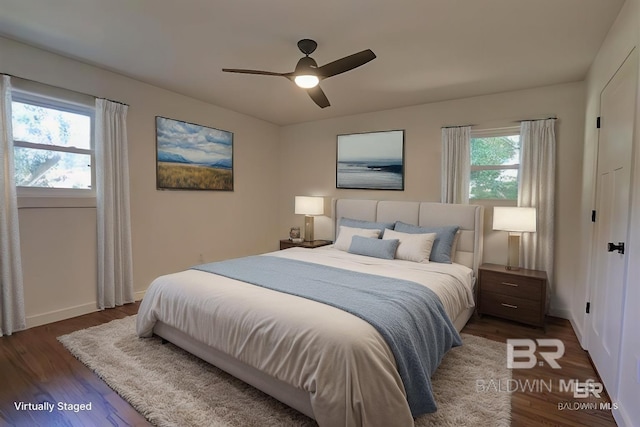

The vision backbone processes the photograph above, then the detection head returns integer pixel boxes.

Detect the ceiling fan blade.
[307,86,330,108]
[317,49,376,79]
[222,68,289,77]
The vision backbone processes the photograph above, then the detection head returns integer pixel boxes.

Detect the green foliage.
[14,147,60,186]
[12,102,90,188]
[471,136,519,166]
[470,135,520,200]
[470,170,518,200]
[13,102,71,145]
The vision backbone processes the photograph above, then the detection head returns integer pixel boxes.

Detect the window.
[469,128,520,200]
[11,90,94,196]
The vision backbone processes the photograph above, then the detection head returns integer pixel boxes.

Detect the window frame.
[11,89,96,199]
[469,126,521,201]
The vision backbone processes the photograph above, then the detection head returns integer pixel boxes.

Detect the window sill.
[469,199,518,203]
[18,196,96,209]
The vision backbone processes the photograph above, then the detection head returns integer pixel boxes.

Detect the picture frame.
[156,116,233,191]
[336,129,405,190]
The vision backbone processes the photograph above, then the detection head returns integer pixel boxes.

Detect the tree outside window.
[11,95,94,192]
[469,132,520,200]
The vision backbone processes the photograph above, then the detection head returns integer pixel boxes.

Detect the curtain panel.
[0,75,26,336]
[441,126,471,204]
[96,99,134,309]
[518,119,556,290]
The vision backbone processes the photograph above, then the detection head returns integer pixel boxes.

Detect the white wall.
[1,36,281,327]
[278,82,585,319]
[579,0,640,425]
[3,33,585,329]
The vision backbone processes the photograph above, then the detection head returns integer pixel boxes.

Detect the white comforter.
[137,247,474,427]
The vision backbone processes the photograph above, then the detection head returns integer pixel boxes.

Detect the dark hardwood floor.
[0,303,149,427]
[0,304,617,427]
[463,315,617,427]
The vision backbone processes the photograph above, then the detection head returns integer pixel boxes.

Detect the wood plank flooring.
[0,303,149,427]
[464,315,617,427]
[0,303,617,426]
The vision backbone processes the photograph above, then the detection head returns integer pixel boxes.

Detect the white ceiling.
[0,0,625,126]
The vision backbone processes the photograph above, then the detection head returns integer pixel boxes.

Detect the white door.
[587,49,637,396]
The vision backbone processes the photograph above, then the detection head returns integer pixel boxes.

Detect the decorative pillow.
[337,217,394,238]
[382,229,437,263]
[334,226,381,251]
[348,236,400,260]
[393,222,460,263]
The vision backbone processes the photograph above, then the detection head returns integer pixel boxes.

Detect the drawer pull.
[501,303,518,309]
[501,282,519,287]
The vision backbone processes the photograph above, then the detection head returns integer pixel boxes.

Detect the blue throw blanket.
[192,255,462,416]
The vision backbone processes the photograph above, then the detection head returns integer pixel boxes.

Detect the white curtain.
[0,75,26,336]
[441,126,471,204]
[519,119,556,288]
[96,99,134,309]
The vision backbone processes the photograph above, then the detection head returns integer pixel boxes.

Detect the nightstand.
[279,239,332,250]
[477,263,548,329]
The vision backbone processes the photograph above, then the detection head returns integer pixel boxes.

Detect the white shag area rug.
[58,316,511,427]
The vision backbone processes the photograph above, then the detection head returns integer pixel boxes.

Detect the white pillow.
[334,226,381,251]
[383,229,437,263]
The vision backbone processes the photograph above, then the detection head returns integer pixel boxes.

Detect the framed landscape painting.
[156,116,233,191]
[336,130,404,190]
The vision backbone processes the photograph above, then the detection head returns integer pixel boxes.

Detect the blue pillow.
[348,236,400,260]
[393,221,460,263]
[338,218,394,238]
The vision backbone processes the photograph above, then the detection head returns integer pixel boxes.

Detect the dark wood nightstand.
[279,239,333,250]
[477,263,548,329]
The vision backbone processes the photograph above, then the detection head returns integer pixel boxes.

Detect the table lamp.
[295,196,324,242]
[493,206,537,270]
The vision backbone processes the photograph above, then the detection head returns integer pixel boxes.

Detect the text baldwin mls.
[14,401,92,413]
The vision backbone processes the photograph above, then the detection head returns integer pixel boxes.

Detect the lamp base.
[506,233,521,270]
[304,215,314,242]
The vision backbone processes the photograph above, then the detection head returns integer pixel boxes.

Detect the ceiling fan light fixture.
[222,39,375,108]
[294,74,319,88]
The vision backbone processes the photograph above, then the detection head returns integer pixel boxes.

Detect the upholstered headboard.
[332,199,484,275]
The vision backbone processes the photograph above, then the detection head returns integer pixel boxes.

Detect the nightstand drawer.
[480,271,544,301]
[480,292,542,325]
[478,263,547,328]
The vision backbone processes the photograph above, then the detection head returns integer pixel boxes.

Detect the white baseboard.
[548,307,571,320]
[614,406,630,427]
[26,292,146,330]
[549,307,586,348]
[569,316,585,349]
[26,302,99,329]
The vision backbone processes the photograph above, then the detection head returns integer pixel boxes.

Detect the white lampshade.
[295,196,324,215]
[493,207,537,232]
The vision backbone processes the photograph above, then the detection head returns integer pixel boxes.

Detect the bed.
[136,199,484,427]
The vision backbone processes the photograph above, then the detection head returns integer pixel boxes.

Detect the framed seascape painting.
[156,116,233,191]
[336,129,404,190]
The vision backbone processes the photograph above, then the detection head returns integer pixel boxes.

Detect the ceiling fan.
[222,39,376,108]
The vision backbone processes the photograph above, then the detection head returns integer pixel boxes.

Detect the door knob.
[607,242,625,254]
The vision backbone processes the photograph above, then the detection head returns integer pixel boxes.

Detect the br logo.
[507,339,565,369]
